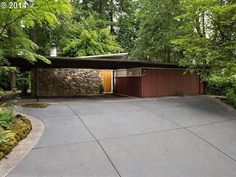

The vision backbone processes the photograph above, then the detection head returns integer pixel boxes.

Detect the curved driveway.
[7,96,236,177]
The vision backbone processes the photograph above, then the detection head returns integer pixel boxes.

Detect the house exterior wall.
[114,68,203,97]
[31,68,103,97]
[142,68,201,97]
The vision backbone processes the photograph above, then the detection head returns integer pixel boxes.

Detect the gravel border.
[0,113,45,177]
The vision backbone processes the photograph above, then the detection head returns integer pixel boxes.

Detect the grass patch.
[21,103,49,109]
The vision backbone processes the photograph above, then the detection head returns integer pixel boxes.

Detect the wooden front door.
[103,70,113,93]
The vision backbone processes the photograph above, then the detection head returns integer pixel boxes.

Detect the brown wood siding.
[114,77,142,97]
[142,69,201,97]
[142,69,158,97]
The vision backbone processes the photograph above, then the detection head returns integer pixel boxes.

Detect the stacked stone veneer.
[32,69,103,97]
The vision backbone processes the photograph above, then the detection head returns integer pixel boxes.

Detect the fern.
[0,131,15,144]
[0,108,14,129]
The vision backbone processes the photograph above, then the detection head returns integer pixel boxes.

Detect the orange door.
[103,70,112,93]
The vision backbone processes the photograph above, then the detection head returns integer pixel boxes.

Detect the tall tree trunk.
[119,0,124,12]
[195,17,204,37]
[201,12,206,37]
[31,26,38,44]
[165,47,171,63]
[110,0,114,34]
[99,0,103,14]
[10,72,16,89]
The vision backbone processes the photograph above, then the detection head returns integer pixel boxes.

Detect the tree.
[116,0,140,54]
[61,14,122,57]
[133,0,182,62]
[0,0,72,64]
[69,0,139,54]
[173,0,236,82]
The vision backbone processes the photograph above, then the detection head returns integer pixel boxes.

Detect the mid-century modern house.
[7,53,204,98]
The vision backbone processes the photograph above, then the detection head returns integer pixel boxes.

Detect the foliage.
[134,0,182,62]
[116,0,140,53]
[0,71,10,90]
[62,27,122,57]
[0,87,4,95]
[16,71,30,90]
[0,106,14,129]
[0,0,72,64]
[172,0,236,81]
[60,12,122,57]
[226,85,236,108]
[51,0,139,56]
[206,75,236,95]
[0,0,139,60]
[0,70,30,92]
[0,131,14,144]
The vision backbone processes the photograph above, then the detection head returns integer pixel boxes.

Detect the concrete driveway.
[8,96,236,177]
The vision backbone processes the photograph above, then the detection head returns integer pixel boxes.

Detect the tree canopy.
[0,0,72,64]
[173,0,236,82]
[134,0,182,62]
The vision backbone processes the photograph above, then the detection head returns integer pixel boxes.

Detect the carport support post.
[34,67,39,102]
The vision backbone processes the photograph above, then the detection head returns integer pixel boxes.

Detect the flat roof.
[6,54,182,70]
[78,53,128,59]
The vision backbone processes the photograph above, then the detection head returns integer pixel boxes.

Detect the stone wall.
[32,69,103,97]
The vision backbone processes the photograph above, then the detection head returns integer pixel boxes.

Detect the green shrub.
[11,88,17,92]
[0,87,4,95]
[0,107,13,129]
[206,76,235,95]
[0,71,10,91]
[226,85,236,108]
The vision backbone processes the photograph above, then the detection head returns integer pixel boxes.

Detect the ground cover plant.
[0,105,32,160]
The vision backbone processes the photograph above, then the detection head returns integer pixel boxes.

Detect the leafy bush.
[61,14,122,57]
[226,85,236,108]
[11,88,17,92]
[16,71,30,90]
[0,71,10,90]
[0,107,13,129]
[0,87,4,95]
[206,75,236,95]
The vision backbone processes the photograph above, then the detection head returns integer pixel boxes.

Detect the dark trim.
[6,56,183,70]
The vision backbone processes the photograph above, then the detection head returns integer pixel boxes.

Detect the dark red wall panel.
[114,77,142,97]
[142,69,201,97]
[115,68,202,98]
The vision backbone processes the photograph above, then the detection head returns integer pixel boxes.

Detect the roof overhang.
[6,53,183,70]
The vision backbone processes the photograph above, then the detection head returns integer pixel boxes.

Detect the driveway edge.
[0,113,45,177]
[209,96,236,117]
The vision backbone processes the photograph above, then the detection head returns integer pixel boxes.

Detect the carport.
[6,53,204,100]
